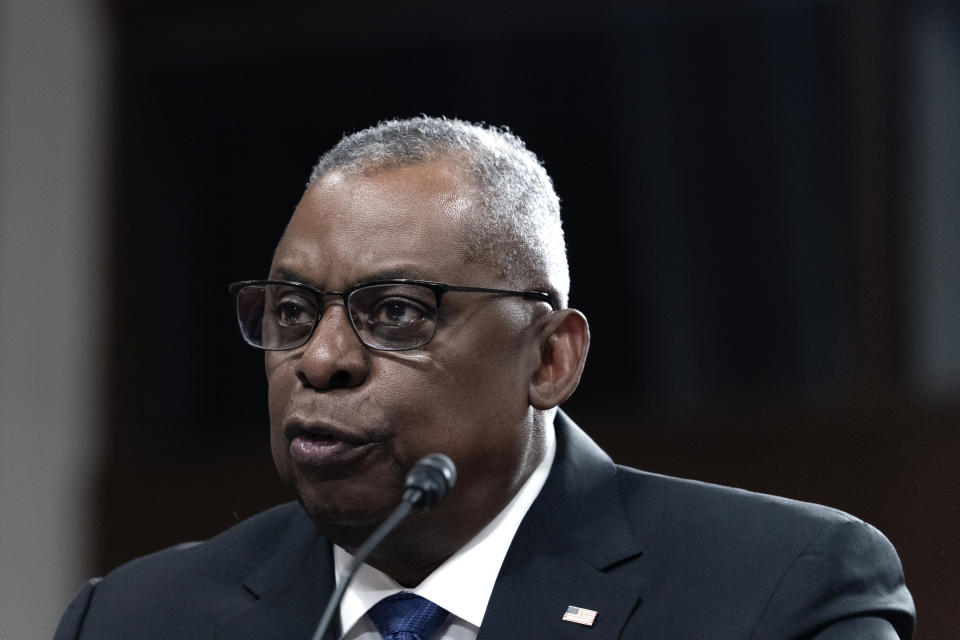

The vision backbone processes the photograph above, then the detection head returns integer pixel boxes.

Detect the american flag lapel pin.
[562,605,598,627]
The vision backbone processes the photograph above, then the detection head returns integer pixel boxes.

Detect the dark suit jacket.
[54,412,915,639]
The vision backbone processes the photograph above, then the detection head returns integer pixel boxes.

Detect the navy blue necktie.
[366,592,449,640]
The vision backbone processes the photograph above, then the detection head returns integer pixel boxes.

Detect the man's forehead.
[271,160,491,287]
[301,161,478,228]
[313,158,477,200]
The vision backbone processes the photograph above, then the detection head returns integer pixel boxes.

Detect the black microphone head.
[403,453,457,508]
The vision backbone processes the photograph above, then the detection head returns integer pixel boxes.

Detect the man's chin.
[300,505,396,551]
[294,489,400,540]
[278,455,404,518]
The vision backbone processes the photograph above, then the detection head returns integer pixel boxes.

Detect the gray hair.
[307,116,570,307]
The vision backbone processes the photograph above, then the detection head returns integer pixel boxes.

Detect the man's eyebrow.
[269,266,310,283]
[267,266,436,288]
[362,267,434,282]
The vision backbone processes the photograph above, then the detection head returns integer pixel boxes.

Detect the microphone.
[402,452,457,508]
[309,454,457,640]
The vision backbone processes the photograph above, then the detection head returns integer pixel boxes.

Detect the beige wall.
[0,0,108,636]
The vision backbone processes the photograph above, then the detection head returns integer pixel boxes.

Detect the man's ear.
[528,309,590,410]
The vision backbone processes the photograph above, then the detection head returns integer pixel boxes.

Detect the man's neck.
[333,426,558,637]
[327,417,554,587]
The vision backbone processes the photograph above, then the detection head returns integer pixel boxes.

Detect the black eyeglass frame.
[228,278,559,352]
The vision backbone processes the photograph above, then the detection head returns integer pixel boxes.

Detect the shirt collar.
[335,423,557,634]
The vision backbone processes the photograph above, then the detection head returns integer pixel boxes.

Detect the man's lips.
[283,420,384,467]
[283,420,372,445]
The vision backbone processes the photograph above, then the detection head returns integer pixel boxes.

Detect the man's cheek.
[266,363,294,402]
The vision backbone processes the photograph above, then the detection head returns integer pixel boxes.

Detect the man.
[55,117,915,639]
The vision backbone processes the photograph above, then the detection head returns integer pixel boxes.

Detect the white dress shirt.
[335,424,557,640]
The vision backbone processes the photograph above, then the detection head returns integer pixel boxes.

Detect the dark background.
[96,1,957,637]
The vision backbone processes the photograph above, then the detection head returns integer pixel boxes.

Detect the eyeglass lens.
[234,283,440,351]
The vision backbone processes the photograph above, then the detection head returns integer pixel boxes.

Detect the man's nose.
[295,303,368,390]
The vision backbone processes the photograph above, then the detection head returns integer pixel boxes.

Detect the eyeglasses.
[228,279,558,352]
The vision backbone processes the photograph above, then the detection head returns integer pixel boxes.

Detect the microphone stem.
[310,499,415,640]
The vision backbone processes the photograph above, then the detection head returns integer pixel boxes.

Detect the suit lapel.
[213,513,338,640]
[478,411,644,639]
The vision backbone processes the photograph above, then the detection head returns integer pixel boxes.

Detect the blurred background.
[1,0,957,637]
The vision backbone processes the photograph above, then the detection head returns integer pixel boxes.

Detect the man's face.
[266,160,546,554]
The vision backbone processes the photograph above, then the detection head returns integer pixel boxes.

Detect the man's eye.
[274,300,312,326]
[370,298,428,326]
